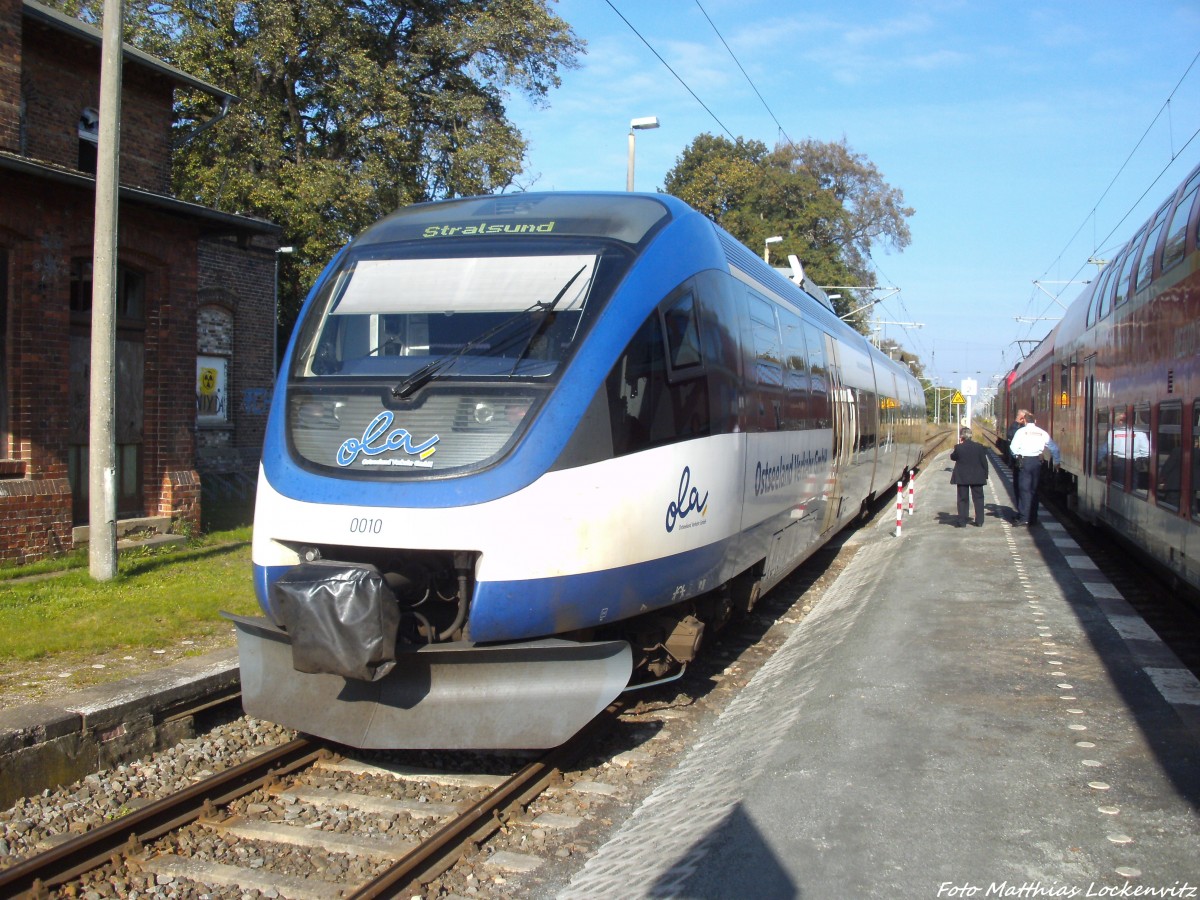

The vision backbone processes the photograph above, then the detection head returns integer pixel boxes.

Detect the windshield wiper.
[392,266,591,400]
[507,264,588,376]
[391,305,534,399]
[393,264,590,398]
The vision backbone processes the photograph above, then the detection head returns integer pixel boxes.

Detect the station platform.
[558,448,1200,899]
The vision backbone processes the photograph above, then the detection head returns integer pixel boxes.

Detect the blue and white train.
[231,192,924,749]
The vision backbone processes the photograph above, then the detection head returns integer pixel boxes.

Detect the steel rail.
[348,701,626,899]
[0,737,320,898]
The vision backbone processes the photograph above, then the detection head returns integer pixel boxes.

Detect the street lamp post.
[626,116,659,192]
[274,246,295,374]
[763,235,782,264]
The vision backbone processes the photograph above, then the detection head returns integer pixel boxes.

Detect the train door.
[822,336,854,535]
[1083,356,1095,477]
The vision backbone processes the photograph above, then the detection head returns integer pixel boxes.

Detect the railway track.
[981,429,1200,678]
[0,700,629,899]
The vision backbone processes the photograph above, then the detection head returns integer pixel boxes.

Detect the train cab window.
[1095,409,1110,478]
[1115,231,1145,307]
[1156,401,1183,511]
[1135,206,1170,294]
[1132,403,1151,495]
[606,289,711,456]
[663,293,702,372]
[1162,172,1200,273]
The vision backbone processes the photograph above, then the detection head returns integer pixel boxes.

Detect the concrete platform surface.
[558,450,1200,899]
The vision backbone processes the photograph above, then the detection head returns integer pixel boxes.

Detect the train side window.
[1132,403,1151,496]
[1162,173,1200,272]
[1115,231,1144,307]
[1110,408,1128,488]
[1095,408,1109,478]
[779,308,810,429]
[746,292,783,432]
[1193,401,1200,520]
[1085,278,1103,328]
[1156,401,1182,511]
[748,294,783,387]
[1095,254,1119,321]
[1135,206,1170,293]
[803,322,831,428]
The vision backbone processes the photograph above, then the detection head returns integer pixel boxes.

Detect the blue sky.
[506,0,1200,396]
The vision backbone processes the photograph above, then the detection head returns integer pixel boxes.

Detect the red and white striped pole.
[895,480,904,537]
[907,470,916,515]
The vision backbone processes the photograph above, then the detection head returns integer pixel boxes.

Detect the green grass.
[0,530,260,662]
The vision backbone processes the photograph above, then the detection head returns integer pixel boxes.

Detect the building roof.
[22,0,238,103]
[0,150,279,238]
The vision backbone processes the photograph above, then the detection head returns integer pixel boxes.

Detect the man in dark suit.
[950,427,989,527]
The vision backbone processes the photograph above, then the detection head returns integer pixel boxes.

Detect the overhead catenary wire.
[1039,48,1200,282]
[693,0,795,148]
[602,1,930,375]
[1009,48,1200,366]
[603,0,736,141]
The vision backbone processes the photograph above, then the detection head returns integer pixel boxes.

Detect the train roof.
[1008,157,1200,382]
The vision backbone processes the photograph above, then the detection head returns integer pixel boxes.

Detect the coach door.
[1081,355,1101,516]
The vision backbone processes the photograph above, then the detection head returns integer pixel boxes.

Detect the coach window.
[1085,280,1101,328]
[1132,403,1151,496]
[1135,206,1170,294]
[1095,254,1119,322]
[1115,231,1145,307]
[1095,408,1110,478]
[1156,402,1183,511]
[779,308,809,429]
[748,292,783,432]
[803,321,831,428]
[1162,172,1200,272]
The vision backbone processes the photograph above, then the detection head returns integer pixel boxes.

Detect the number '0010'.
[349,517,383,534]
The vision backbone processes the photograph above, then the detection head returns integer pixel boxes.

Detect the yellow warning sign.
[950,391,965,404]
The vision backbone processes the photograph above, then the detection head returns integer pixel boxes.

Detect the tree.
[663,133,913,331]
[49,0,583,335]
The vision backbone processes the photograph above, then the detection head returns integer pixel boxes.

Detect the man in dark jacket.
[950,427,989,527]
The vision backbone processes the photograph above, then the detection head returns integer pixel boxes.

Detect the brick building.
[0,0,279,563]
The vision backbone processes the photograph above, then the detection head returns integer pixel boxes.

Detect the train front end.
[235,194,687,749]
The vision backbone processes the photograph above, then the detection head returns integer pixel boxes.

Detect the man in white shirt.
[1009,413,1061,526]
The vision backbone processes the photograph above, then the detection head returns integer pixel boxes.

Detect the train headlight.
[473,402,496,425]
[294,399,346,428]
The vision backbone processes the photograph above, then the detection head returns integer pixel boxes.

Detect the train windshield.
[286,194,671,477]
[294,251,602,381]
